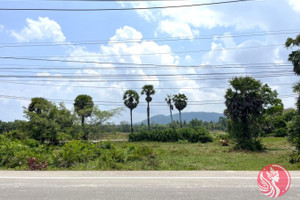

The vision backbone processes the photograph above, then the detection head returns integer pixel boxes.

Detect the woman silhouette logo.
[257,164,291,197]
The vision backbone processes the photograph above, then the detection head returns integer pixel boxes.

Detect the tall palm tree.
[172,93,188,128]
[141,85,155,131]
[165,94,174,123]
[286,35,300,113]
[123,90,139,133]
[74,94,94,140]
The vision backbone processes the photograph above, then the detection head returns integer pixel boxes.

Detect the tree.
[25,100,75,144]
[225,76,282,151]
[172,93,188,128]
[28,97,52,114]
[141,85,155,131]
[90,106,124,126]
[165,94,174,123]
[286,34,300,155]
[74,95,94,126]
[285,34,300,76]
[74,95,94,140]
[123,90,139,133]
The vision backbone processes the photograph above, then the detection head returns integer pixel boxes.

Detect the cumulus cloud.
[129,0,300,38]
[11,17,66,42]
[288,0,300,12]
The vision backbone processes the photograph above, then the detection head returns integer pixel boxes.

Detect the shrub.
[27,157,47,170]
[52,140,96,168]
[289,152,300,164]
[0,136,34,168]
[288,115,300,154]
[129,127,212,143]
[234,139,263,151]
[274,128,288,137]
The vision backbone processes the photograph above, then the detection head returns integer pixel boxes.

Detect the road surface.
[0,171,300,200]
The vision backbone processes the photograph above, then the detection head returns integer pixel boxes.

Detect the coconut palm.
[123,90,139,133]
[172,93,188,128]
[141,85,155,131]
[165,94,174,123]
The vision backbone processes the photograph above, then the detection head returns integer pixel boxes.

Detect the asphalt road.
[0,171,300,200]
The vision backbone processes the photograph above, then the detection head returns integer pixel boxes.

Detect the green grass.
[96,136,300,171]
[96,132,129,141]
[2,132,300,171]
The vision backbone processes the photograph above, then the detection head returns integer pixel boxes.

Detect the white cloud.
[158,20,195,39]
[0,25,4,32]
[129,0,300,38]
[288,0,300,12]
[11,17,66,42]
[185,55,192,62]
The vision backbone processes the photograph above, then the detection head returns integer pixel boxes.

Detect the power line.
[0,56,293,69]
[0,30,298,48]
[0,93,296,107]
[0,62,292,70]
[0,80,296,90]
[0,0,257,12]
[0,73,294,82]
[0,70,293,79]
[0,44,285,57]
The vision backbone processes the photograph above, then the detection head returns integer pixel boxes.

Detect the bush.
[234,139,263,151]
[129,127,212,143]
[274,128,288,137]
[52,140,96,168]
[288,115,300,154]
[289,152,300,164]
[27,157,47,170]
[0,136,34,168]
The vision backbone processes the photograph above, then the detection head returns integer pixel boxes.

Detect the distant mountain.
[136,112,224,125]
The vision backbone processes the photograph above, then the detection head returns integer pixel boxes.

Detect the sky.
[0,0,300,124]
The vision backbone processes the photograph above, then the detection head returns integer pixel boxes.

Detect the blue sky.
[0,0,300,123]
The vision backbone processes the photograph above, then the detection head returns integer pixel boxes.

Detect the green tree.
[90,106,124,126]
[74,95,94,140]
[141,85,155,131]
[286,34,300,155]
[172,93,188,128]
[28,97,52,114]
[225,76,282,151]
[74,95,94,126]
[123,90,139,133]
[165,94,174,123]
[25,99,75,144]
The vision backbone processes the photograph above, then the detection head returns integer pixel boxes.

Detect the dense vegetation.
[129,127,212,143]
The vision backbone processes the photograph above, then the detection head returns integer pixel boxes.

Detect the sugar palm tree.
[165,94,174,123]
[123,90,139,133]
[141,85,155,131]
[286,34,300,113]
[172,93,188,128]
[74,94,94,140]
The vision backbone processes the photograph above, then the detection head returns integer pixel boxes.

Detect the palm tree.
[74,95,94,126]
[165,94,174,123]
[286,35,300,113]
[74,94,94,140]
[123,90,139,133]
[141,85,155,131]
[172,93,188,128]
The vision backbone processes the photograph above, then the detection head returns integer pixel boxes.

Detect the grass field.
[101,137,299,171]
[71,132,300,171]
[2,132,299,171]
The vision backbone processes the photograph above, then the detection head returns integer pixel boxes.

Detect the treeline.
[0,97,124,144]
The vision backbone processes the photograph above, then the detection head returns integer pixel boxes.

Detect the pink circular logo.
[257,164,291,198]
